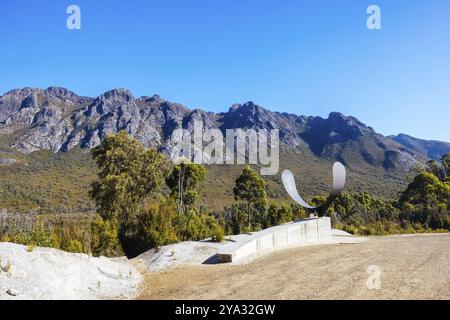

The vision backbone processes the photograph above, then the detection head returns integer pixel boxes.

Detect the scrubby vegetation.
[89,131,223,257]
[330,155,450,235]
[0,131,449,257]
[0,213,101,254]
[0,147,96,212]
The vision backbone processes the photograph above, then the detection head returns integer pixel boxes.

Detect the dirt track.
[137,234,450,300]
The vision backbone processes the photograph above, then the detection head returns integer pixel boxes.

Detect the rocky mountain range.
[390,133,450,161]
[1,87,449,173]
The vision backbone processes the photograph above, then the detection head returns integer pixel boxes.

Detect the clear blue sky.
[1,0,449,141]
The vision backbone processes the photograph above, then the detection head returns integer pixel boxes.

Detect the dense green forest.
[1,132,449,257]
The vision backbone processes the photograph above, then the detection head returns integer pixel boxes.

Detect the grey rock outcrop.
[0,87,445,172]
[389,133,450,161]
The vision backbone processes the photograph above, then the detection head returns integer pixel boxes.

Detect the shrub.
[263,203,294,228]
[119,201,178,257]
[28,223,53,247]
[213,225,225,243]
[222,203,248,235]
[91,217,123,257]
[66,239,84,253]
[178,210,222,242]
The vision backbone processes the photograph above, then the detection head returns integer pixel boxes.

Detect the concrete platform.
[217,217,332,263]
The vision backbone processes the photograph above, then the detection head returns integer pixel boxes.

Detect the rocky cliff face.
[0,87,92,153]
[0,87,442,172]
[390,133,450,161]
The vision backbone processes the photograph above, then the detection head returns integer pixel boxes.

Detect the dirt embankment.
[137,234,450,300]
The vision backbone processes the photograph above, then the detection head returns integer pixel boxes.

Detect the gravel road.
[137,233,450,300]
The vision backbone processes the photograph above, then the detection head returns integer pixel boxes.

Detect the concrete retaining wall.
[217,217,331,263]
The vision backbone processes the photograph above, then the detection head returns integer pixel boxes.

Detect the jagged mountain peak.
[221,101,286,132]
[3,87,41,96]
[96,88,134,102]
[4,86,80,99]
[138,94,164,104]
[301,112,370,151]
[44,86,80,97]
[228,103,242,112]
[227,101,268,114]
[0,87,447,174]
[325,112,374,133]
[390,133,450,160]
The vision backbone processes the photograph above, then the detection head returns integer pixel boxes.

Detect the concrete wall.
[217,217,331,263]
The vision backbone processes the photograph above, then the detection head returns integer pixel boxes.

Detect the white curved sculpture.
[282,162,346,216]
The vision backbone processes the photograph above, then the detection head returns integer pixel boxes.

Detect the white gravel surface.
[137,238,243,272]
[0,242,141,300]
[0,229,365,299]
[138,229,367,271]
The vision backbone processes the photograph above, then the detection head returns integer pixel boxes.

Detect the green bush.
[30,223,54,247]
[263,203,294,228]
[119,201,179,257]
[213,225,225,243]
[113,199,223,257]
[91,217,123,257]
[178,210,222,242]
[9,223,54,248]
[66,239,83,253]
[0,213,126,257]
